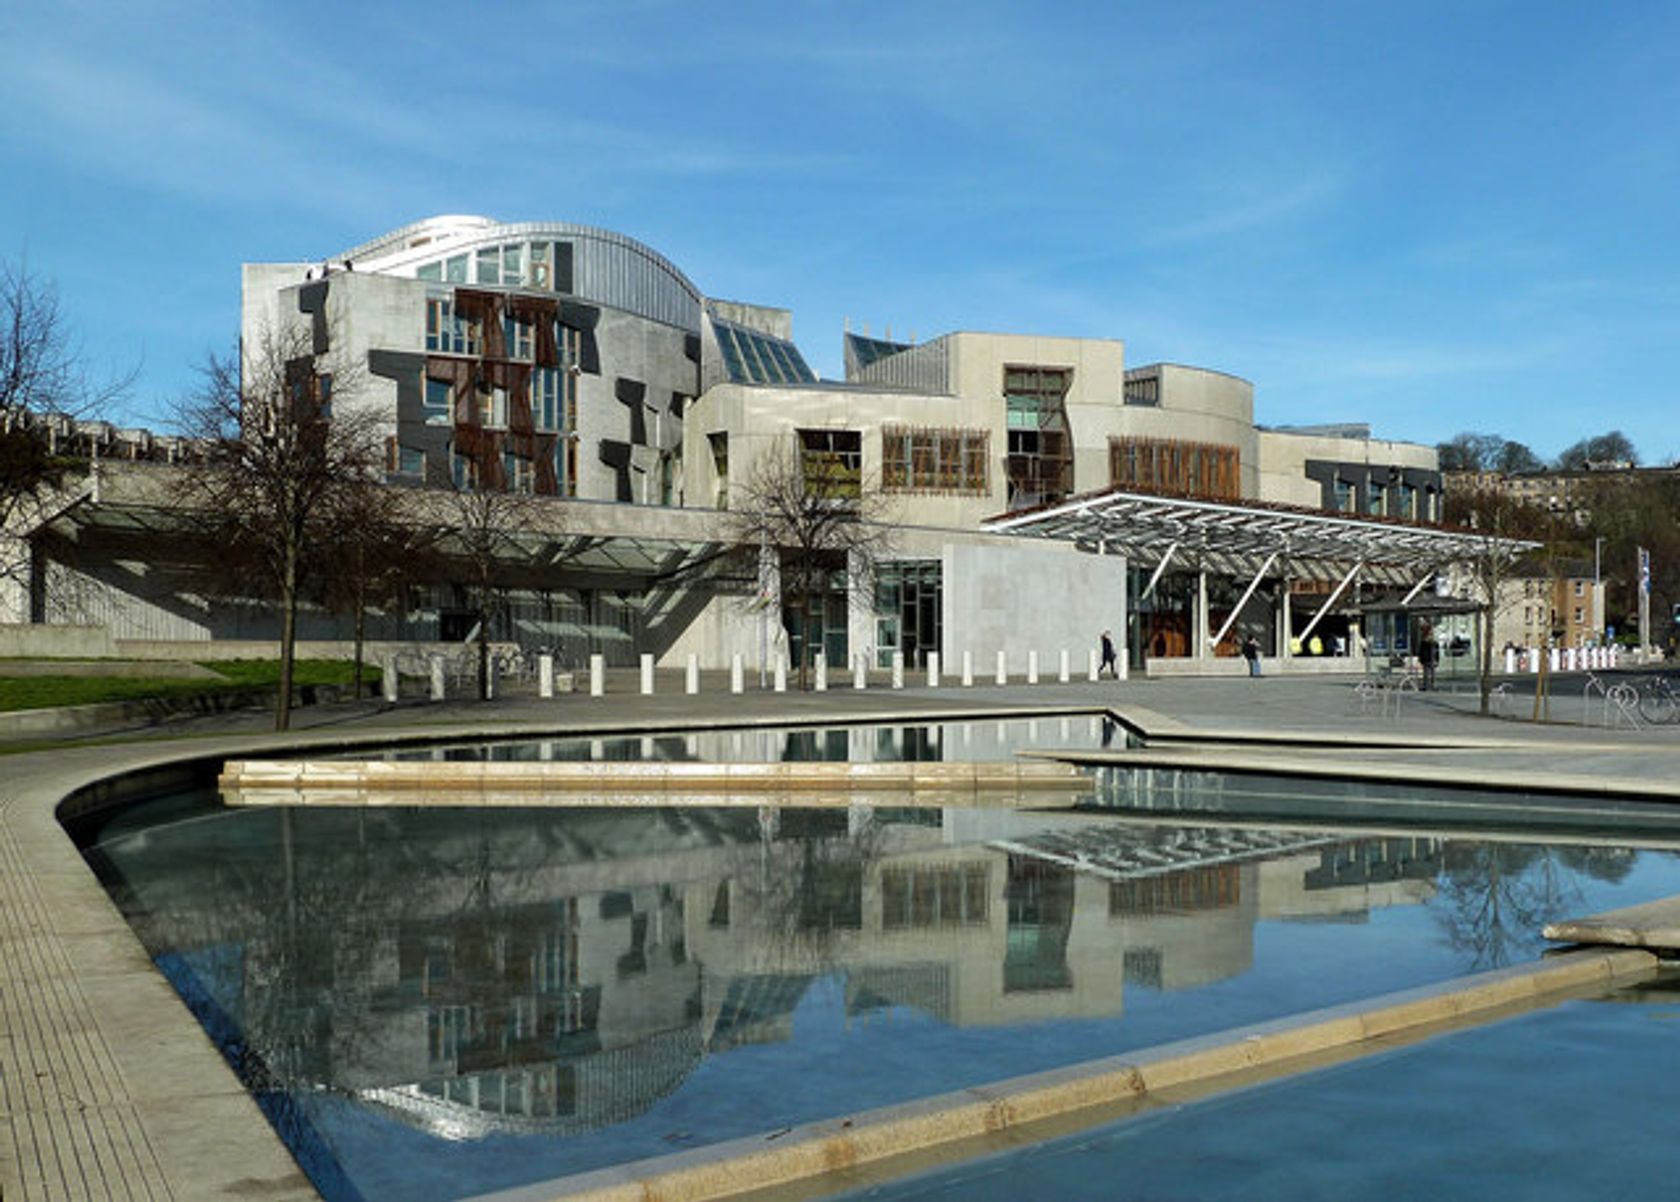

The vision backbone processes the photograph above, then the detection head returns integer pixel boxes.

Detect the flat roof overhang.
[981,487,1538,578]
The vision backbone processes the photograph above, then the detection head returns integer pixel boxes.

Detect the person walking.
[1241,634,1261,678]
[1099,630,1118,679]
[1418,624,1440,691]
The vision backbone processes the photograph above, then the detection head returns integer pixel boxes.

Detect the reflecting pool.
[835,975,1680,1202]
[78,741,1680,1202]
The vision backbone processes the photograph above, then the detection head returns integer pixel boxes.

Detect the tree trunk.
[277,541,298,732]
[352,590,367,702]
[352,547,367,700]
[1478,603,1494,716]
[477,607,491,701]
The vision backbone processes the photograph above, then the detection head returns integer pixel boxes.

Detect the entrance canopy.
[982,487,1535,576]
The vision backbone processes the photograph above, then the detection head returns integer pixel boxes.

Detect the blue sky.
[3,0,1678,463]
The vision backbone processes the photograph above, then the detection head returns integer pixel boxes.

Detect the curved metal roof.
[337,216,705,333]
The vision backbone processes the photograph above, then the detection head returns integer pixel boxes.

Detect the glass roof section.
[711,316,817,386]
[845,332,911,373]
[984,486,1538,574]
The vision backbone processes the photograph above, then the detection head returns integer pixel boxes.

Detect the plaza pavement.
[4,668,1679,1201]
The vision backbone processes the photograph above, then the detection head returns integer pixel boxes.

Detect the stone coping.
[1544,897,1680,950]
[217,758,1094,809]
[465,947,1658,1202]
[1029,743,1680,802]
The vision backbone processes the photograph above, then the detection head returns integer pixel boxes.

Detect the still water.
[76,724,1680,1202]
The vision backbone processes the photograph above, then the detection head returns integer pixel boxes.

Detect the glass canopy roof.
[983,486,1537,575]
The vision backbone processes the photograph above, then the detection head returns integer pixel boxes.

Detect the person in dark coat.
[1241,634,1261,678]
[1099,630,1118,678]
[1418,624,1440,691]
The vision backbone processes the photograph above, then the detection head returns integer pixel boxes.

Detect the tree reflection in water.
[1430,843,1637,967]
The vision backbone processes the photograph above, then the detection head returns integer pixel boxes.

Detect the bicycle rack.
[1605,682,1642,730]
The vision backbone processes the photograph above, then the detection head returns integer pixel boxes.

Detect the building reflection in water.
[84,795,1467,1146]
[365,715,1132,767]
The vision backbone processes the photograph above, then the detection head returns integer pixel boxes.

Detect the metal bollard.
[962,650,974,687]
[430,654,446,701]
[640,653,655,695]
[996,651,1007,685]
[686,653,699,695]
[383,657,399,703]
[853,654,867,690]
[892,650,904,689]
[1087,647,1098,682]
[774,656,787,693]
[927,651,940,688]
[1028,650,1039,684]
[590,654,605,696]
[731,654,744,694]
[539,653,555,699]
[1059,648,1070,683]
[815,652,828,692]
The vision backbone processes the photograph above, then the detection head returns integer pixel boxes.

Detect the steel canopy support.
[1297,560,1363,647]
[1401,572,1436,606]
[1209,550,1279,650]
[1140,541,1179,602]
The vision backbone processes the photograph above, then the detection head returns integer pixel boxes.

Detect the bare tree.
[174,325,383,730]
[1442,485,1554,715]
[1,258,132,593]
[317,484,439,700]
[725,435,894,689]
[429,485,541,700]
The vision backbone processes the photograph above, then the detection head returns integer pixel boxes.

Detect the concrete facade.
[1259,424,1443,518]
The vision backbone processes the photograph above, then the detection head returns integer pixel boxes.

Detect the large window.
[709,432,729,509]
[882,426,989,494]
[424,296,478,355]
[532,367,561,431]
[504,451,534,495]
[1004,365,1073,509]
[423,375,453,425]
[502,314,533,360]
[798,429,862,499]
[1108,437,1240,499]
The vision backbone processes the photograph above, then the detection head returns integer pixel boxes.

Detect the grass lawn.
[0,659,382,713]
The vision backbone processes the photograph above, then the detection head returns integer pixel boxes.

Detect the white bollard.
[640,653,655,695]
[926,651,940,688]
[590,654,605,696]
[815,652,828,692]
[685,653,699,695]
[854,654,867,690]
[1549,647,1560,673]
[996,651,1007,685]
[1059,648,1070,683]
[486,658,498,700]
[1504,648,1516,675]
[1088,647,1099,682]
[1528,650,1540,674]
[1028,650,1040,685]
[962,650,974,687]
[382,657,399,702]
[430,654,446,701]
[892,650,904,690]
[1565,647,1577,671]
[774,656,787,693]
[539,653,555,699]
[731,654,744,694]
